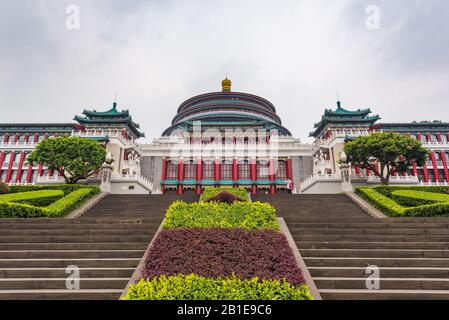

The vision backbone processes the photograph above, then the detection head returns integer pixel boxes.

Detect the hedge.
[0,190,64,207]
[142,228,304,285]
[392,190,449,203]
[124,274,313,300]
[163,201,279,230]
[7,184,87,196]
[356,186,449,217]
[0,187,99,218]
[200,187,250,202]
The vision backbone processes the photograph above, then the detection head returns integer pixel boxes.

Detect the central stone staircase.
[253,193,449,300]
[0,193,197,300]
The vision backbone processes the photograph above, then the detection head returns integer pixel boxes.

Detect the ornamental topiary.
[204,190,243,204]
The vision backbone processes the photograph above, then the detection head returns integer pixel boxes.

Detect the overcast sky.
[0,0,448,143]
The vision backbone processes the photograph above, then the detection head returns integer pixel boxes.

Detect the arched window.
[166,161,178,179]
[184,161,196,179]
[220,161,232,179]
[276,160,287,179]
[238,160,250,179]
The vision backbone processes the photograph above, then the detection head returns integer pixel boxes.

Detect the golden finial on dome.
[222,77,231,92]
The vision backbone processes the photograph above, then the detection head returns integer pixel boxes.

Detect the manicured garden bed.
[163,201,279,230]
[141,228,303,284]
[125,274,312,300]
[200,186,249,202]
[356,186,449,217]
[124,187,313,300]
[0,184,100,218]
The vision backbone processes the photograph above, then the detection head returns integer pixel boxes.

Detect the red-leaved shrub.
[204,191,243,204]
[142,228,304,285]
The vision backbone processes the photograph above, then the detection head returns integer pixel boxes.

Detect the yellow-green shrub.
[200,187,249,202]
[163,201,279,230]
[124,274,313,300]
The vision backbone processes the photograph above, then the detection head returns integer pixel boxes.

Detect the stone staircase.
[253,194,449,300]
[0,194,198,300]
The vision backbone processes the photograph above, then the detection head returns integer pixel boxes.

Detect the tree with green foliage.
[27,136,106,184]
[344,132,428,185]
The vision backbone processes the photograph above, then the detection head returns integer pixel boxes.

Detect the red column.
[13,134,19,143]
[15,152,26,183]
[436,133,442,143]
[0,152,5,179]
[250,159,257,194]
[429,152,440,182]
[366,168,371,176]
[354,165,361,175]
[422,162,430,182]
[439,152,449,182]
[4,152,16,183]
[161,159,167,181]
[26,163,34,183]
[286,158,293,180]
[196,159,202,195]
[33,133,39,143]
[38,163,44,177]
[269,159,276,194]
[426,133,431,142]
[214,159,221,182]
[416,133,422,143]
[232,159,238,182]
[177,159,184,194]
[2,134,9,143]
[412,160,418,177]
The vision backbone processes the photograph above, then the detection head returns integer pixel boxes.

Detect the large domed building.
[141,78,313,194]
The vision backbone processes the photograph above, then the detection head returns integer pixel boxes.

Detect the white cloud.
[0,0,447,142]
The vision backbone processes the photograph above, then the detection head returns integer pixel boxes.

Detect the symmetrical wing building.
[1,78,448,194]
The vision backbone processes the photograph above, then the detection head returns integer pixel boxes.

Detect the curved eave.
[324,107,372,117]
[177,91,277,113]
[162,118,291,136]
[309,116,380,137]
[82,109,130,118]
[74,116,145,138]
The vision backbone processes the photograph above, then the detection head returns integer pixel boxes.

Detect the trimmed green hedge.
[0,187,99,218]
[200,187,250,202]
[392,190,449,203]
[356,186,449,217]
[8,184,87,196]
[0,190,64,207]
[124,274,313,300]
[163,201,279,230]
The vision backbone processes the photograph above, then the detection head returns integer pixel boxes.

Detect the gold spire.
[221,77,231,92]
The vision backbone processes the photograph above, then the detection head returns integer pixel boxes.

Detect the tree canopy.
[28,136,106,184]
[344,132,428,185]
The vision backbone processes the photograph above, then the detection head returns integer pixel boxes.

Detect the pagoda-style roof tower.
[74,102,145,138]
[309,101,380,138]
[162,78,292,136]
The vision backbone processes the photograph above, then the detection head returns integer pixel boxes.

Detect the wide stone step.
[291,228,449,236]
[0,250,145,259]
[293,235,449,242]
[0,223,160,230]
[0,229,157,237]
[305,257,449,268]
[0,258,141,268]
[309,267,449,278]
[287,222,449,229]
[0,267,135,278]
[0,289,122,300]
[301,248,449,258]
[314,277,449,290]
[0,278,129,290]
[297,241,449,250]
[0,242,149,251]
[0,236,152,243]
[319,289,449,300]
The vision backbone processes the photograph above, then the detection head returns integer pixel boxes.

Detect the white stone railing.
[0,141,38,148]
[419,181,449,186]
[6,182,36,186]
[300,173,340,191]
[366,175,419,183]
[35,175,66,184]
[111,173,153,190]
